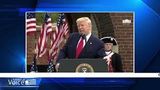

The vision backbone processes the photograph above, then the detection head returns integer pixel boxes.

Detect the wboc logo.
[8,78,37,86]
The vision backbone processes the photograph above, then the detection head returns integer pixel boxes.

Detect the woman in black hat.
[101,37,123,72]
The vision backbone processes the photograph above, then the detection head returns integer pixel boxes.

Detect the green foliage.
[36,13,59,25]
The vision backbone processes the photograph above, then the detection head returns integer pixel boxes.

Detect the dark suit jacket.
[111,53,123,72]
[57,33,104,62]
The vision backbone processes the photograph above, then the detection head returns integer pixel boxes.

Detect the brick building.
[27,13,133,72]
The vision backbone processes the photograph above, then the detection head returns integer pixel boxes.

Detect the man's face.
[77,21,91,35]
[104,43,113,51]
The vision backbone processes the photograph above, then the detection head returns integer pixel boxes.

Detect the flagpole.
[47,27,56,72]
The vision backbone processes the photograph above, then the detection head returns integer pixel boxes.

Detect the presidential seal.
[75,63,94,73]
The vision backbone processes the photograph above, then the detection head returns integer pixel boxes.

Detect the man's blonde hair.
[76,17,92,25]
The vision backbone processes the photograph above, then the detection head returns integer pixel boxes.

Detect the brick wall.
[110,13,133,72]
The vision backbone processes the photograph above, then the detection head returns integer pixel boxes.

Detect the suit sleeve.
[57,48,67,63]
[97,40,105,58]
[97,48,106,58]
[57,34,73,63]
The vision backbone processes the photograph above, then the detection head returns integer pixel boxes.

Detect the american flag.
[37,13,52,57]
[49,13,69,60]
[47,60,55,72]
[26,13,36,34]
[30,54,38,72]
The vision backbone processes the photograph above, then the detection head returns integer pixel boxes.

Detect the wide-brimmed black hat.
[100,37,117,45]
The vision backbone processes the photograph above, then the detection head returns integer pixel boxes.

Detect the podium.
[58,59,108,72]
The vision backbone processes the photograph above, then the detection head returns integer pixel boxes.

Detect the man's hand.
[106,58,111,65]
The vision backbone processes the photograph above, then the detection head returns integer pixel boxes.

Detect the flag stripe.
[27,26,36,29]
[26,18,36,22]
[27,21,36,25]
[27,28,36,32]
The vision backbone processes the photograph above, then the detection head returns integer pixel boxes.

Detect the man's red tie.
[76,37,84,58]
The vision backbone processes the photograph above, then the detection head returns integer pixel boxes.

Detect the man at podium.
[56,17,104,71]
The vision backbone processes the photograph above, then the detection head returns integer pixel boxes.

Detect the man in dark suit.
[56,17,104,70]
[101,37,123,72]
